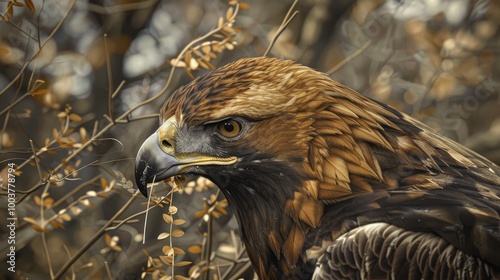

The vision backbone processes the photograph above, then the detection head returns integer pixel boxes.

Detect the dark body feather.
[136,57,500,279]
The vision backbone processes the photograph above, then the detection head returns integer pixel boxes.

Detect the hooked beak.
[135,132,179,197]
[135,118,237,197]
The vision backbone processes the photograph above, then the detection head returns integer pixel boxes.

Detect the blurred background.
[0,0,499,279]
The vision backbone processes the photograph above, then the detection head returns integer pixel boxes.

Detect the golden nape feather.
[135,57,500,279]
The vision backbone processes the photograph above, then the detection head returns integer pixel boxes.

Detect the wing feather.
[313,223,500,280]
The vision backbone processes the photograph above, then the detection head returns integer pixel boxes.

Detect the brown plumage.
[135,57,500,279]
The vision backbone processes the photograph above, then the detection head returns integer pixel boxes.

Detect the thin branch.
[111,80,126,99]
[104,34,115,120]
[263,0,299,57]
[105,218,140,231]
[326,39,373,75]
[62,244,76,280]
[169,189,175,279]
[53,191,141,279]
[1,15,40,41]
[114,114,160,123]
[40,182,55,279]
[104,261,112,280]
[142,176,155,244]
[0,0,77,97]
[51,175,101,208]
[29,139,43,181]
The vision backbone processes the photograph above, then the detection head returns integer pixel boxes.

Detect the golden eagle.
[135,57,500,279]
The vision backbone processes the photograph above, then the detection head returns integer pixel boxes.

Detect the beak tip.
[135,159,150,198]
[138,185,148,197]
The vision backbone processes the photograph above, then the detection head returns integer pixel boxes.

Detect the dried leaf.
[34,195,41,206]
[97,193,110,199]
[60,213,71,221]
[184,51,192,66]
[226,7,234,21]
[100,178,107,189]
[173,219,185,225]
[69,113,82,122]
[215,205,228,215]
[174,261,192,267]
[80,127,87,139]
[70,206,82,215]
[168,206,178,215]
[183,67,194,79]
[197,59,210,70]
[222,26,235,35]
[80,199,93,206]
[163,214,173,224]
[62,128,74,136]
[43,197,54,207]
[188,245,202,254]
[31,224,47,232]
[171,229,184,237]
[104,234,111,245]
[189,58,199,70]
[202,45,211,55]
[87,190,97,197]
[31,89,48,96]
[24,0,35,13]
[211,211,221,218]
[208,52,217,59]
[5,4,13,22]
[192,48,203,57]
[23,216,37,225]
[157,232,170,240]
[11,1,24,7]
[239,2,250,10]
[173,247,185,255]
[194,203,208,218]
[170,58,186,68]
[162,246,173,255]
[159,255,173,265]
[205,60,215,69]
[50,221,65,229]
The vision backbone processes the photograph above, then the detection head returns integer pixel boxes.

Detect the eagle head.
[135,57,337,278]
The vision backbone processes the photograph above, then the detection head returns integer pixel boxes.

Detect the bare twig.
[0,0,77,97]
[29,140,43,181]
[104,261,113,280]
[53,191,141,279]
[326,40,373,75]
[114,114,160,123]
[111,80,126,99]
[142,176,155,244]
[40,182,55,279]
[263,0,299,57]
[104,34,115,120]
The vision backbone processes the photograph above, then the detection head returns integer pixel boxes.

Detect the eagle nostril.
[161,139,172,148]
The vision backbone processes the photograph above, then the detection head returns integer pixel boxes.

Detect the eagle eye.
[217,119,242,138]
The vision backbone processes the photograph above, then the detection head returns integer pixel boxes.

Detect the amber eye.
[218,119,242,138]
